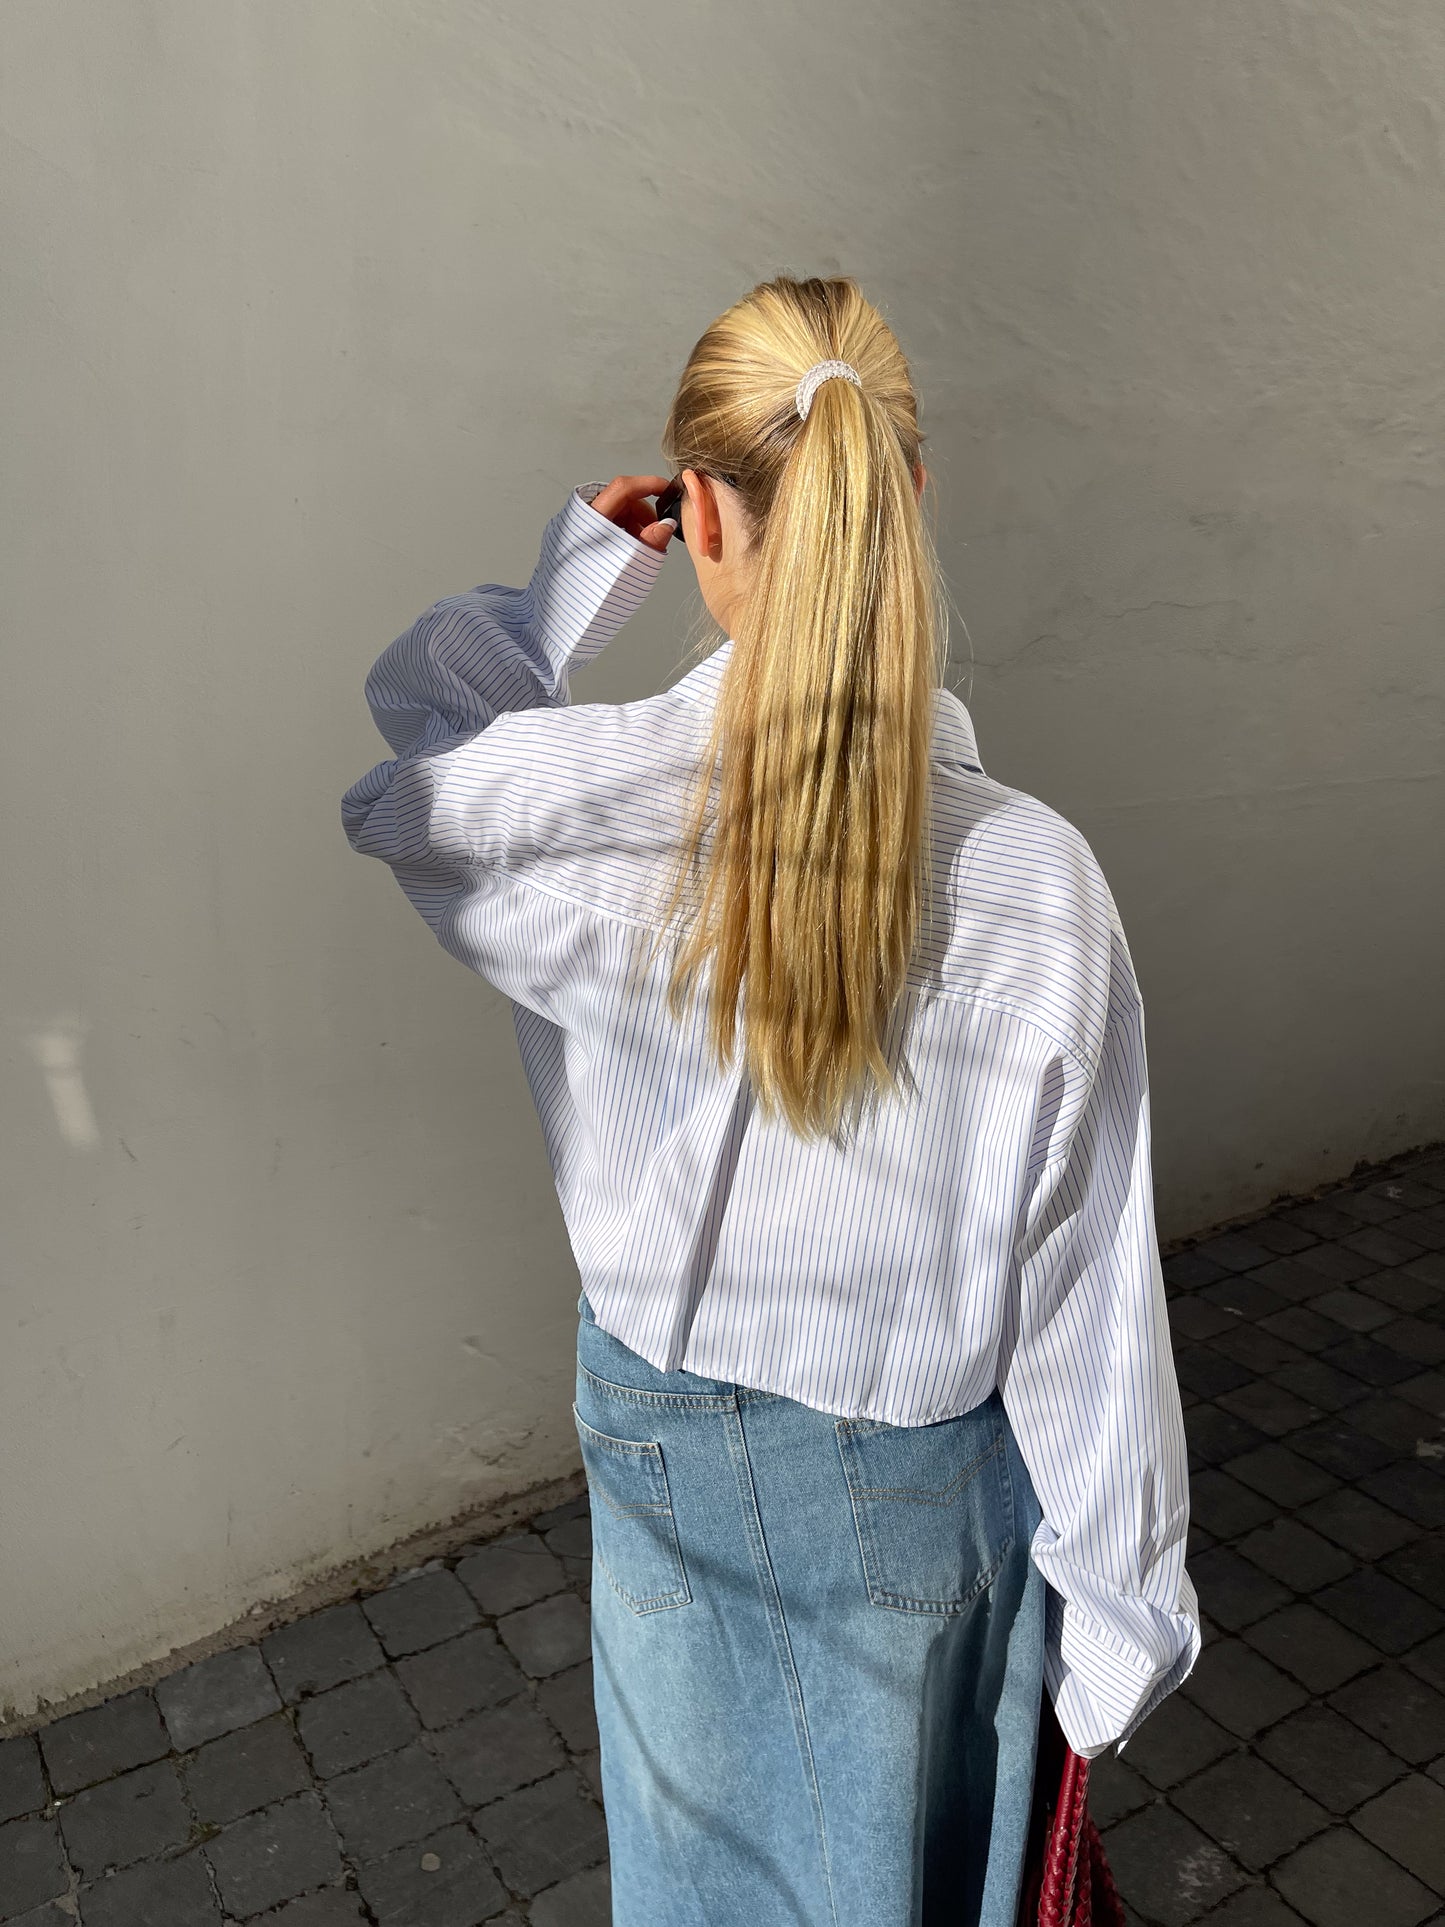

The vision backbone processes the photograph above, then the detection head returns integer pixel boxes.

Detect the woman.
[343,274,1198,1926]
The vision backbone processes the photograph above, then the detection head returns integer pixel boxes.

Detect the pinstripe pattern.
[342,485,1199,1756]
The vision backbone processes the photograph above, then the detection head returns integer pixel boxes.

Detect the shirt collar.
[668,637,984,775]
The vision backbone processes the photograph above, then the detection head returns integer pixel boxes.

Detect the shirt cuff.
[1041,1571,1203,1759]
[526,485,667,676]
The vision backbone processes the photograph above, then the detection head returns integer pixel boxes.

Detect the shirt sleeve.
[1000,938,1201,1759]
[341,487,666,1020]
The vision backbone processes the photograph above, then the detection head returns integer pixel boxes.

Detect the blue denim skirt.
[574,1292,1047,1927]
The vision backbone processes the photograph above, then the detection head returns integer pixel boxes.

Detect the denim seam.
[578,1359,739,1411]
[725,1405,842,1927]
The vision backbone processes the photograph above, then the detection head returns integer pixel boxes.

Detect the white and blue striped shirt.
[342,484,1199,1755]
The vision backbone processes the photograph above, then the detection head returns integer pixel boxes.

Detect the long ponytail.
[643,275,948,1142]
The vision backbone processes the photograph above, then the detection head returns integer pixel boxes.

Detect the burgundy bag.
[1018,1696,1127,1927]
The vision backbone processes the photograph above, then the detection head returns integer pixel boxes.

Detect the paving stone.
[1257,1704,1403,1815]
[1212,1325,1308,1376]
[535,1665,600,1757]
[1177,1344,1255,1399]
[262,1604,386,1705]
[0,1737,48,1824]
[5,1902,77,1927]
[355,1819,507,1926]
[361,1573,481,1660]
[1271,1358,1371,1414]
[1314,1287,1397,1333]
[529,1864,612,1927]
[204,1789,342,1918]
[1248,1218,1322,1257]
[1171,1751,1329,1872]
[432,1694,566,1808]
[1330,1664,1445,1765]
[1276,1203,1360,1240]
[393,1628,528,1730]
[184,1711,312,1827]
[1383,1530,1445,1605]
[1086,1751,1153,1826]
[472,1768,608,1898]
[1203,1277,1289,1321]
[1193,1888,1310,1926]
[1193,1232,1279,1274]
[1299,1488,1424,1561]
[1192,1546,1293,1631]
[1271,1826,1436,1927]
[1169,1296,1240,1342]
[1248,1259,1342,1306]
[295,1669,420,1778]
[1189,1469,1278,1542]
[540,1516,591,1565]
[1165,1249,1228,1290]
[1396,1370,1445,1416]
[0,1815,68,1917]
[1319,1336,1422,1390]
[36,1690,169,1798]
[1189,1407,1271,1469]
[1293,1243,1378,1286]
[77,1848,221,1926]
[1236,1520,1354,1593]
[1378,1316,1445,1368]
[1261,1306,1356,1354]
[1241,1603,1379,1694]
[1224,1445,1339,1508]
[455,1535,570,1618]
[1352,1773,1445,1893]
[155,1646,281,1751]
[1313,1569,1444,1654]
[1359,1463,1445,1529]
[573,1749,603,1803]
[1344,1226,1429,1268]
[1352,1393,1445,1455]
[257,1890,369,1925]
[1405,1630,1445,1693]
[1362,1272,1445,1315]
[1403,1252,1445,1288]
[1368,1177,1444,1210]
[322,1742,463,1864]
[1118,1692,1233,1788]
[1098,1802,1245,1926]
[496,1595,592,1680]
[56,1758,190,1877]
[1217,1381,1322,1439]
[529,1494,589,1532]
[1331,1189,1411,1226]
[1288,1418,1398,1481]
[1180,1638,1308,1740]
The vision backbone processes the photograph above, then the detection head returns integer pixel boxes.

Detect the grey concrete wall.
[2,0,1441,1722]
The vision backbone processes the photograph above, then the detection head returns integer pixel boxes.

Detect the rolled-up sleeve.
[341,488,666,1017]
[1001,955,1200,1758]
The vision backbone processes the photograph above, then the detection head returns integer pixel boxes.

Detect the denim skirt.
[574,1292,1047,1927]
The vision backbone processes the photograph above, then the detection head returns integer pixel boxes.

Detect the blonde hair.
[640,274,949,1142]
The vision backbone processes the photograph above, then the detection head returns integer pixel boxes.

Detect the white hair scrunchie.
[794,359,862,422]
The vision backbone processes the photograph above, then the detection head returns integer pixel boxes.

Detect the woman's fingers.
[635,519,676,553]
[586,474,672,530]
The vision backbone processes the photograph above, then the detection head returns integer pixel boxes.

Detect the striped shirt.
[342,484,1200,1756]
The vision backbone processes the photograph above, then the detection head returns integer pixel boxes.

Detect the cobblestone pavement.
[2,1150,1443,1926]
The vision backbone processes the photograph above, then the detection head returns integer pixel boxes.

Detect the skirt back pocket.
[836,1399,1015,1615]
[573,1405,692,1614]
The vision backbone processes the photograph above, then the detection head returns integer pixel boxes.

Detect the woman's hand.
[584,474,677,553]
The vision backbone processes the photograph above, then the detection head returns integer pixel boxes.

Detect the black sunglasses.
[654,470,741,542]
